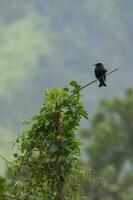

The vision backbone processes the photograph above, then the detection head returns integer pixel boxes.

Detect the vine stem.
[54,103,64,200]
[59,68,119,108]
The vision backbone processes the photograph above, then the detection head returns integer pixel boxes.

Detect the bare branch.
[70,68,119,98]
[0,154,12,172]
[59,68,119,108]
[0,154,12,164]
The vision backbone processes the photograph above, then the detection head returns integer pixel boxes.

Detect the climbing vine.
[5,81,88,200]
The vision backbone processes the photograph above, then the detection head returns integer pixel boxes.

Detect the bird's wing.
[95,68,100,78]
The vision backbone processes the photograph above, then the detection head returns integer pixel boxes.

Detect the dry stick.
[59,68,119,108]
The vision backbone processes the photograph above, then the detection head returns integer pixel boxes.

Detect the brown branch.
[52,103,65,200]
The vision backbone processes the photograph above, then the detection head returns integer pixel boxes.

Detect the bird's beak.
[93,64,96,66]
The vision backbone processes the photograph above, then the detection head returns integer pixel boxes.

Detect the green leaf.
[80,109,88,119]
[13,153,18,158]
[63,87,69,92]
[69,81,78,88]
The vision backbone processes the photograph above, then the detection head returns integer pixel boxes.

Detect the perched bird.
[94,63,107,87]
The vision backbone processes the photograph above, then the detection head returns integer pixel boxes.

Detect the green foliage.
[0,0,132,173]
[5,81,88,199]
[82,88,133,200]
[0,177,5,200]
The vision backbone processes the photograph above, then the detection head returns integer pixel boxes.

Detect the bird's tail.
[99,78,107,87]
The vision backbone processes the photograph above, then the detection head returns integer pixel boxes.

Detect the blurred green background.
[0,0,132,199]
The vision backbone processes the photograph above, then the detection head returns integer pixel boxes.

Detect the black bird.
[94,63,107,87]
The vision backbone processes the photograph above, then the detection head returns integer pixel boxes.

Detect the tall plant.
[6,81,88,200]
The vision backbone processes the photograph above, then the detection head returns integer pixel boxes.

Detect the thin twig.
[59,68,119,108]
[70,68,119,98]
[0,154,12,172]
[0,154,12,164]
[4,194,23,200]
[8,138,20,150]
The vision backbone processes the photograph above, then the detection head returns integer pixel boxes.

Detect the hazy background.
[0,0,132,175]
